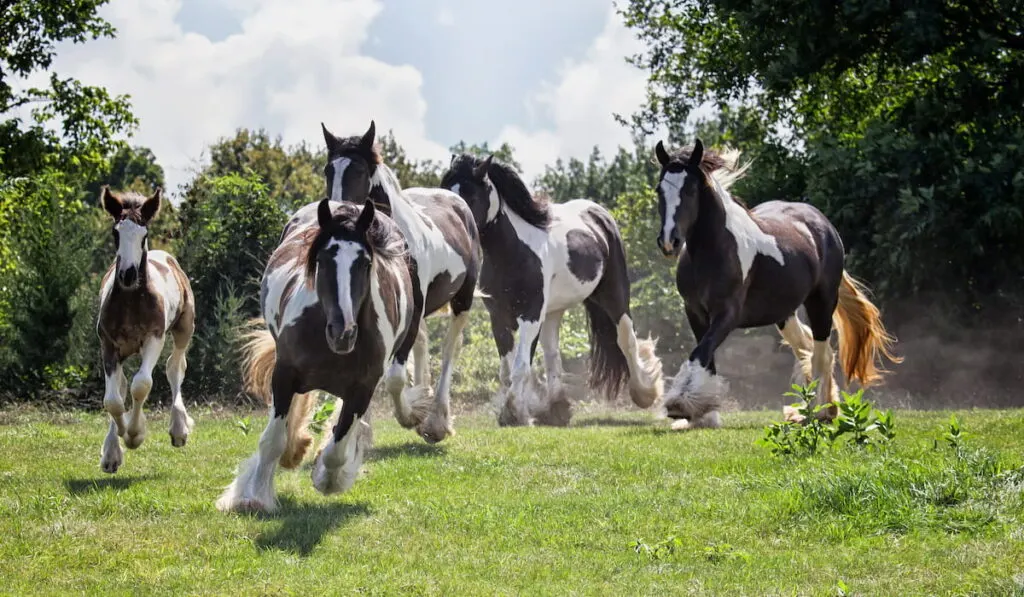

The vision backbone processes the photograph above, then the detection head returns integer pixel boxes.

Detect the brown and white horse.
[653,139,902,428]
[216,199,417,512]
[96,187,196,473]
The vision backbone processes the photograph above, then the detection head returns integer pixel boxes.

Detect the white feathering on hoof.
[533,385,572,427]
[662,360,728,426]
[628,336,664,408]
[395,385,432,429]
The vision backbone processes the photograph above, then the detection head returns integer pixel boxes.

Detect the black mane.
[483,160,551,229]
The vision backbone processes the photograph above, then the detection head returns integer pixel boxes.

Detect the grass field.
[1,402,1022,596]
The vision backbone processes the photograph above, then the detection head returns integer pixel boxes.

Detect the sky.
[34,0,654,196]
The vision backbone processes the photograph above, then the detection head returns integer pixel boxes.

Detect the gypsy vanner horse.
[96,187,196,473]
[320,121,481,444]
[217,200,416,512]
[653,139,902,429]
[440,154,664,426]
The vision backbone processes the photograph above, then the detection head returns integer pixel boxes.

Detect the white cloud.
[35,0,449,197]
[494,7,651,184]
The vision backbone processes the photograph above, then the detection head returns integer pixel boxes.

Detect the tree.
[0,0,137,180]
[202,128,323,213]
[620,0,1024,305]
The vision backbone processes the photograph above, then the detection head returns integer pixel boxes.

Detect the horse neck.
[371,165,413,218]
[478,212,525,264]
[686,176,740,247]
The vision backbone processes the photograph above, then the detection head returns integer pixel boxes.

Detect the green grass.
[1,404,1023,596]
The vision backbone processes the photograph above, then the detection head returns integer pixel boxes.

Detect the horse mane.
[303,202,407,285]
[485,160,551,228]
[671,145,753,206]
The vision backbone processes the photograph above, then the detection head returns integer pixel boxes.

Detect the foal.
[654,140,902,428]
[217,200,416,512]
[96,187,196,473]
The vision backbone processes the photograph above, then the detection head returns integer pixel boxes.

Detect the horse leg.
[384,294,431,430]
[99,342,126,474]
[777,314,814,387]
[123,335,163,450]
[533,309,572,427]
[412,320,432,390]
[419,296,471,444]
[215,367,294,513]
[167,308,195,447]
[803,291,840,421]
[312,382,373,495]
[665,306,737,429]
[504,315,544,427]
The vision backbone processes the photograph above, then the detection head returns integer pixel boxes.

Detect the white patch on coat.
[325,239,364,329]
[374,171,467,311]
[147,251,183,330]
[328,157,351,201]
[483,176,501,223]
[115,220,148,273]
[711,177,785,280]
[658,170,686,246]
[262,222,320,337]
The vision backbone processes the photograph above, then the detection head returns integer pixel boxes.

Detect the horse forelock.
[303,204,408,288]
[112,192,151,225]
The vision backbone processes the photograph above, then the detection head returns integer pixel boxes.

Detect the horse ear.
[655,141,670,167]
[317,198,333,229]
[359,120,376,154]
[473,155,493,180]
[322,122,341,154]
[101,186,123,220]
[689,138,704,168]
[140,188,162,224]
[356,200,376,236]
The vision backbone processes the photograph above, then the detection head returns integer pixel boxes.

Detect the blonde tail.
[238,318,314,468]
[239,318,276,406]
[832,272,903,387]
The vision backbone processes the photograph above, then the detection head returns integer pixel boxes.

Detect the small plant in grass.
[701,542,751,564]
[310,395,335,435]
[758,383,896,457]
[235,416,252,435]
[942,415,965,451]
[630,536,681,560]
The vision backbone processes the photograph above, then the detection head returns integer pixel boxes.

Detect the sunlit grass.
[0,404,1022,595]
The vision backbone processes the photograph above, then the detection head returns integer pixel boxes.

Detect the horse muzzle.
[117,267,140,289]
[326,321,357,355]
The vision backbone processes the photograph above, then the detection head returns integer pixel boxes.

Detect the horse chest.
[98,291,165,358]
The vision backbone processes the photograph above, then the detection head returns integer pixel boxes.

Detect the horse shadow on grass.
[63,474,161,495]
[368,442,447,462]
[253,496,370,557]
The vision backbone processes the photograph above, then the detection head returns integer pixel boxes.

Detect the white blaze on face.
[484,176,501,223]
[116,220,148,272]
[325,239,364,328]
[329,157,351,201]
[659,170,687,245]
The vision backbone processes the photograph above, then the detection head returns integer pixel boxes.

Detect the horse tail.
[240,318,276,405]
[239,318,314,469]
[583,299,630,401]
[833,272,903,387]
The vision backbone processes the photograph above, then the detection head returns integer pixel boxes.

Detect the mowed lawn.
[1,403,1022,596]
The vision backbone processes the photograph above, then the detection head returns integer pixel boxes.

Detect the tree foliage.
[620,0,1024,304]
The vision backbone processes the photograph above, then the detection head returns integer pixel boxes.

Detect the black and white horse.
[96,187,196,474]
[440,154,664,426]
[654,139,902,428]
[320,121,481,444]
[217,200,416,512]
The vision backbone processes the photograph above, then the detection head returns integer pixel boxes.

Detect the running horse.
[320,121,481,444]
[217,200,417,512]
[440,154,664,426]
[653,139,902,428]
[96,187,196,473]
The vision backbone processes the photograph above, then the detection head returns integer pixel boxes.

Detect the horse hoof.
[170,433,187,448]
[100,458,121,474]
[124,433,146,450]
